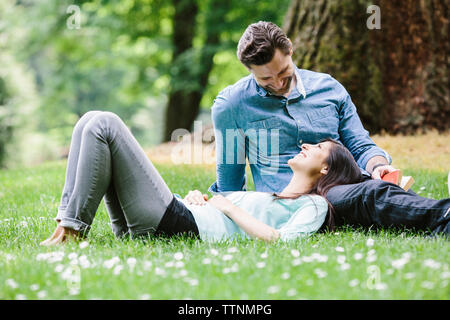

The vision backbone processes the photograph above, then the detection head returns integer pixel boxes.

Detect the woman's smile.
[295,151,307,159]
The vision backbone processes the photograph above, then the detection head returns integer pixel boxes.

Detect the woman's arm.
[208,195,280,242]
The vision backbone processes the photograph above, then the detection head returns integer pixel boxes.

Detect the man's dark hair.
[237,21,292,68]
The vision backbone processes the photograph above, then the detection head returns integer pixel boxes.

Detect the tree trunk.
[0,77,14,168]
[284,0,449,134]
[163,0,198,142]
[164,0,231,142]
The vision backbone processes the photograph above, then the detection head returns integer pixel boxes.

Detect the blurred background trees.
[0,0,289,168]
[0,0,447,169]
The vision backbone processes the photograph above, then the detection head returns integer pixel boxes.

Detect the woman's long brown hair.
[273,139,362,231]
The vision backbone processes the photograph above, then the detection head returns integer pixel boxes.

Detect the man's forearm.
[366,155,389,174]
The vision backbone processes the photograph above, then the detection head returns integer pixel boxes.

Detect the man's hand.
[183,190,209,206]
[371,164,397,180]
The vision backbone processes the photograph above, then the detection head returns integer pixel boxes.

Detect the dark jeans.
[326,176,450,236]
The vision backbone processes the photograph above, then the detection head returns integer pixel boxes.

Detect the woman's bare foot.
[40,225,80,246]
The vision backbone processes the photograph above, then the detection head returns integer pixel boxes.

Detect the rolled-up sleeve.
[336,83,392,170]
[208,90,247,193]
[277,196,328,241]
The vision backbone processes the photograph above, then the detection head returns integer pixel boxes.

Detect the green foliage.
[0,0,290,167]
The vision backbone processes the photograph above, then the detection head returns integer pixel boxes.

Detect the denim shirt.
[209,66,391,194]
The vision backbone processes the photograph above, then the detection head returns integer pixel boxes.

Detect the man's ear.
[320,166,329,175]
[288,39,293,56]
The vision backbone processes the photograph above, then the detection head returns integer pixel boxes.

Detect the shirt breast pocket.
[246,117,283,158]
[305,105,339,141]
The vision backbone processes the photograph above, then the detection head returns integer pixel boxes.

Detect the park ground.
[0,131,449,299]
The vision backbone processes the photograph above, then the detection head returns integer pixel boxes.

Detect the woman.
[39,111,360,245]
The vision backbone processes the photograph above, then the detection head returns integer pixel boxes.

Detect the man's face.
[249,48,295,96]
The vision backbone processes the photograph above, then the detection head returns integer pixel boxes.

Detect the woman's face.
[288,141,333,177]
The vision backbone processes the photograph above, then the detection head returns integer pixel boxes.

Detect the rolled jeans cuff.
[56,206,91,235]
[55,206,67,222]
[59,217,91,234]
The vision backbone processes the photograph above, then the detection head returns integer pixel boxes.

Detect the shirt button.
[299,140,303,144]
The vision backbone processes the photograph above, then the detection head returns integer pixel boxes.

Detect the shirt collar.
[294,68,307,99]
[253,66,307,99]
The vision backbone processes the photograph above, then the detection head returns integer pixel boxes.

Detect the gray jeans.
[56,111,173,238]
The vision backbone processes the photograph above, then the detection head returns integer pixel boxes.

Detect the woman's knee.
[82,111,123,136]
[73,110,103,134]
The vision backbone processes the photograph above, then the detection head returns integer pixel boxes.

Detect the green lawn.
[0,160,449,299]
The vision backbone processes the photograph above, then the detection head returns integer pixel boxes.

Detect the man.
[208,21,449,235]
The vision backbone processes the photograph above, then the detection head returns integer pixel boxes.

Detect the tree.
[164,0,234,142]
[284,0,449,134]
[0,78,13,167]
[164,0,292,141]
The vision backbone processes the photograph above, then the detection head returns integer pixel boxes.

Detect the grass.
[0,135,449,300]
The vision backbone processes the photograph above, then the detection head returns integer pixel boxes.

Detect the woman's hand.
[207,195,235,215]
[183,190,209,206]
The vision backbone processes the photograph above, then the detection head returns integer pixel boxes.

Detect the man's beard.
[262,73,294,96]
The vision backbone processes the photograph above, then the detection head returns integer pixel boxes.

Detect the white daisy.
[30,284,40,291]
[173,252,184,260]
[374,283,387,290]
[222,254,233,261]
[113,265,123,275]
[314,268,327,278]
[209,249,219,256]
[79,241,89,249]
[349,279,359,287]
[227,247,238,253]
[292,258,302,266]
[340,263,351,271]
[353,253,363,260]
[290,249,300,257]
[6,279,18,289]
[421,281,434,289]
[54,264,64,273]
[287,288,297,296]
[281,272,290,280]
[68,252,78,260]
[423,259,441,269]
[127,257,137,267]
[267,285,280,294]
[337,255,346,264]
